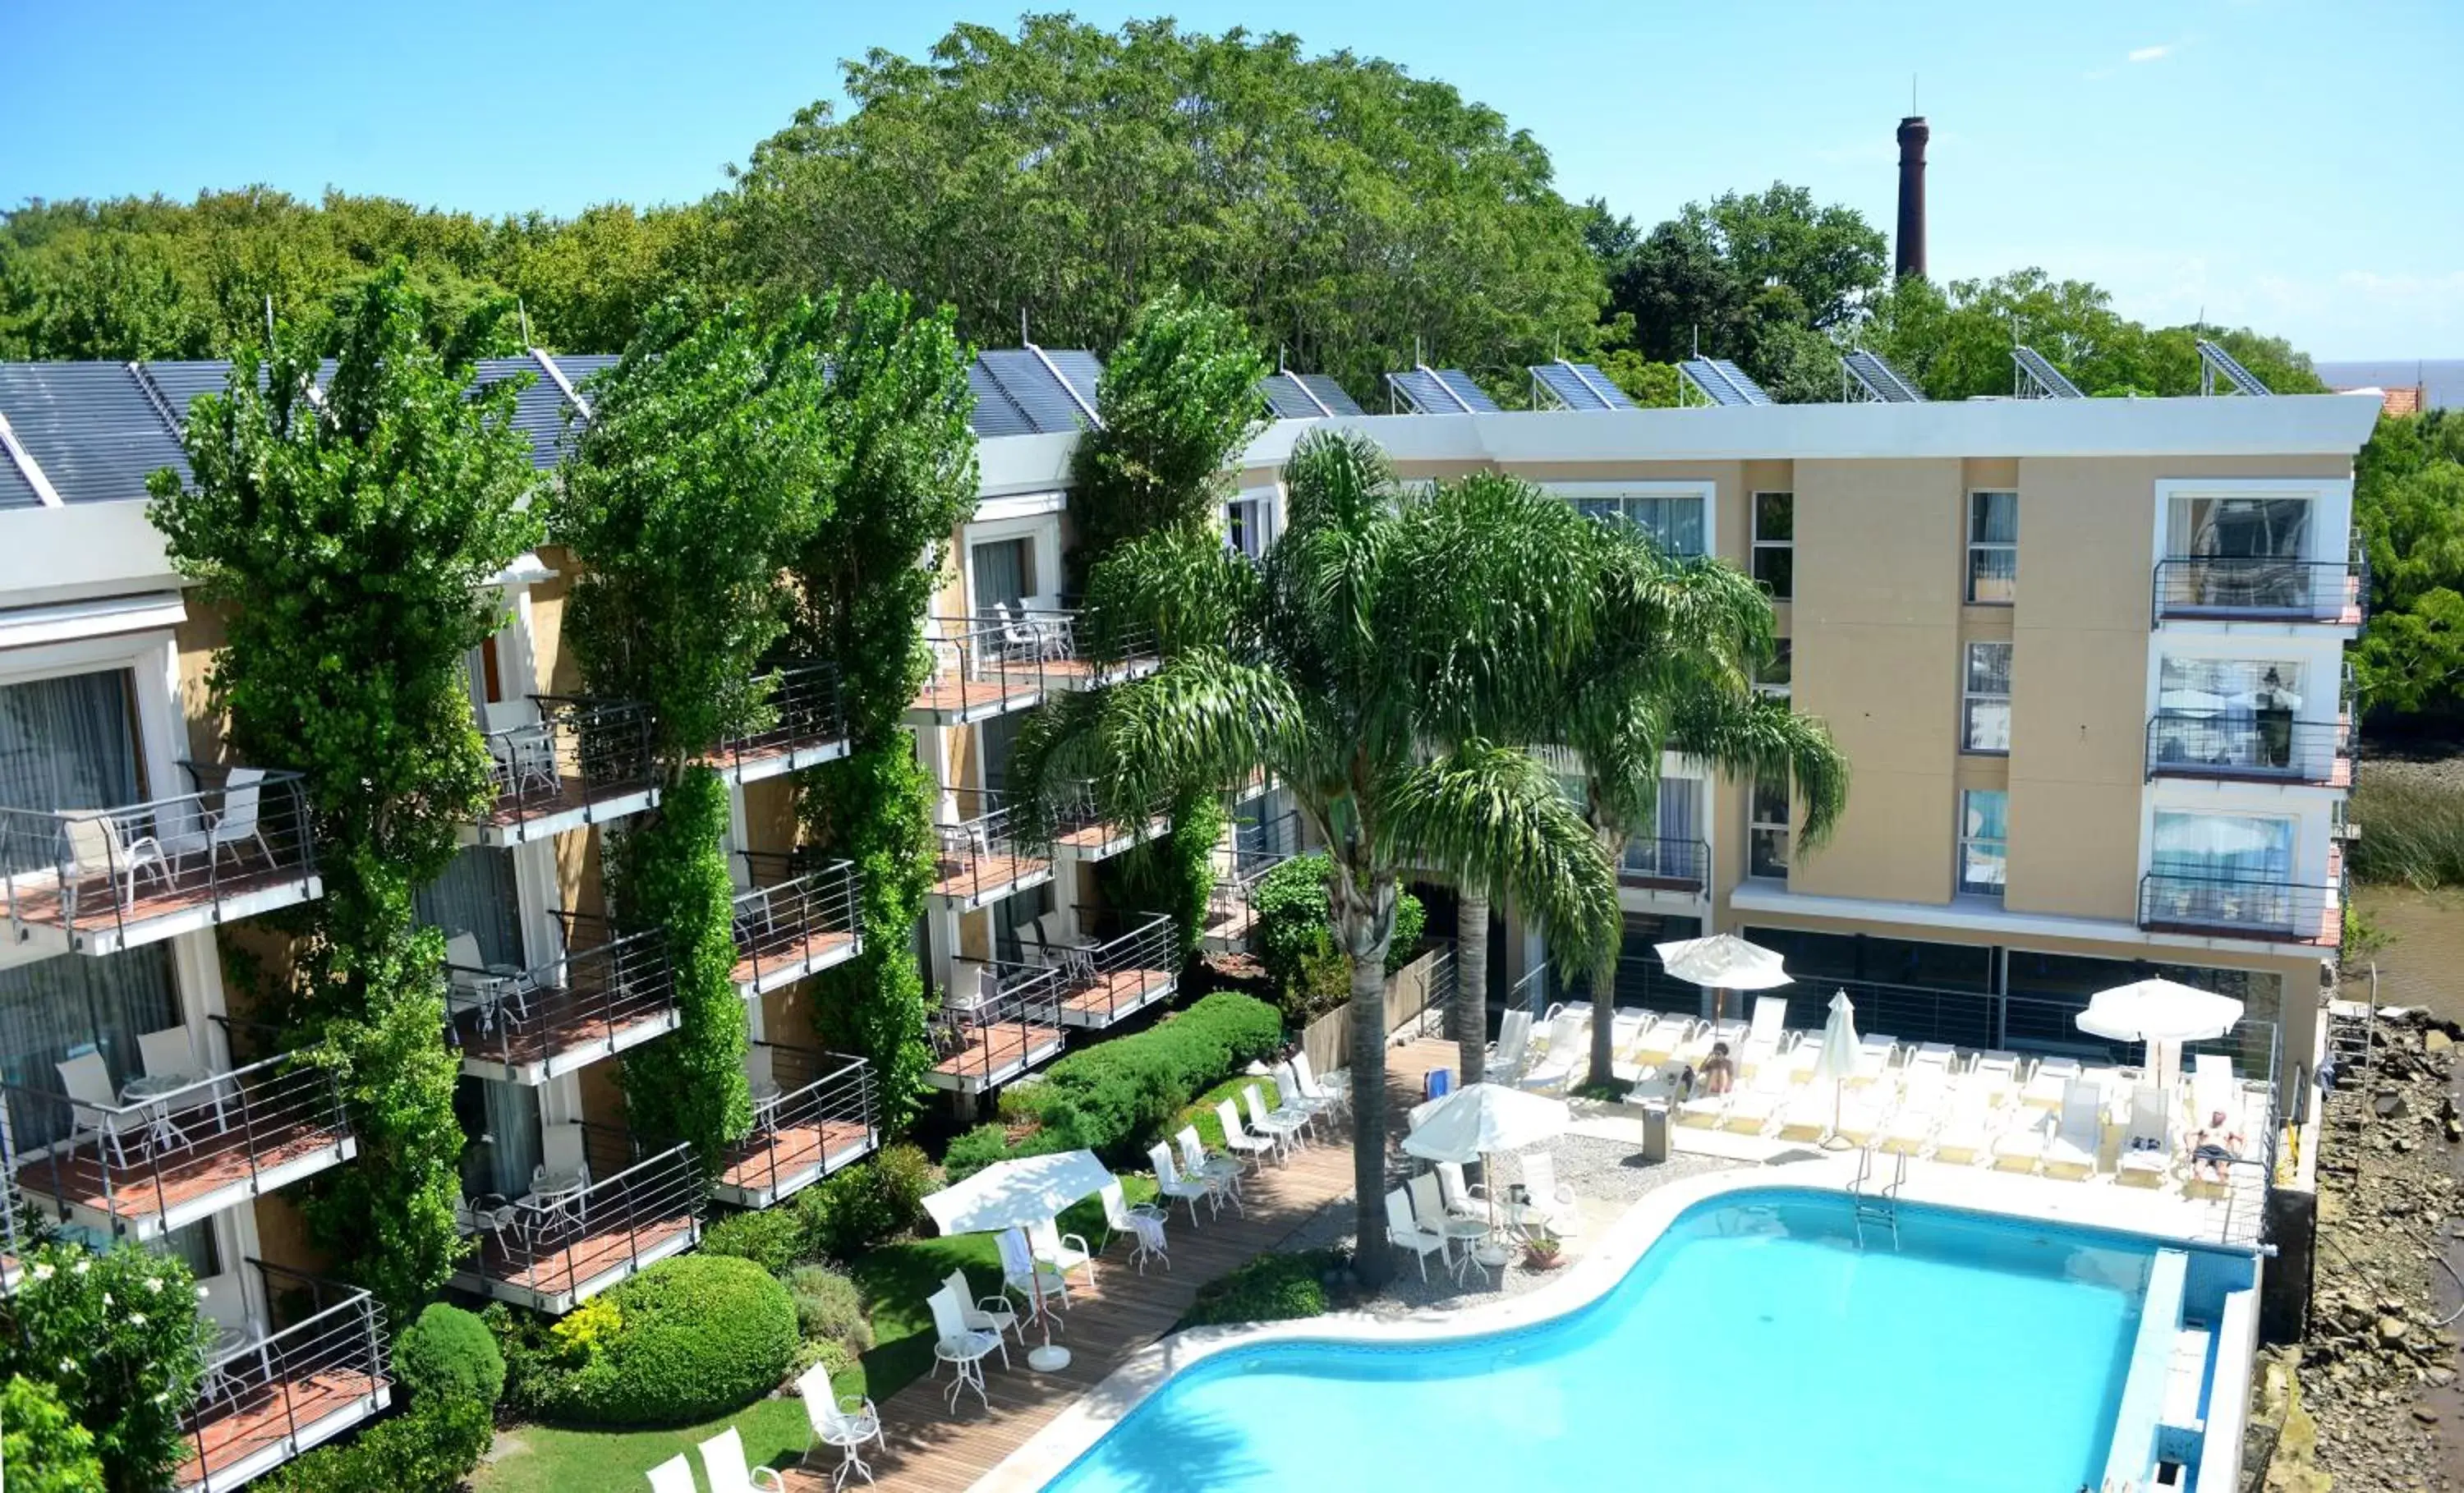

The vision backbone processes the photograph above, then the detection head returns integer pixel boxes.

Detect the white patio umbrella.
[922,1148,1114,1371]
[1655,933,1790,1025]
[2075,979,2245,1093]
[1814,990,1860,1151]
[1404,1083,1571,1241]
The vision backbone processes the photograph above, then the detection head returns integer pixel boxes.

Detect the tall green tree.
[1011,430,1620,1283]
[147,265,545,1320]
[792,285,979,1131]
[725,16,1607,398]
[554,297,834,1165]
[2353,408,2464,715]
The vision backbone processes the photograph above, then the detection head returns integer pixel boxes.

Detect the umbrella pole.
[1028,1274,1071,1372]
[1820,1077,1854,1151]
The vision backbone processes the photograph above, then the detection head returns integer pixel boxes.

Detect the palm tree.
[1012,430,1620,1285]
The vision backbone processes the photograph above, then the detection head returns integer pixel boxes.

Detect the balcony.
[178,1262,388,1493]
[448,916,677,1085]
[450,1123,702,1314]
[713,1044,878,1209]
[902,608,1160,727]
[0,769,320,956]
[470,696,659,847]
[2137,868,2342,947]
[928,791,1053,912]
[2152,557,2365,627]
[2145,713,2354,788]
[732,855,862,998]
[7,1046,356,1242]
[1019,908,1181,1030]
[926,963,1065,1095]
[702,662,850,786]
[1618,836,1709,894]
[1051,780,1170,861]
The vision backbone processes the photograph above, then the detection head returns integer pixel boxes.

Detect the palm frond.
[1007,649,1304,836]
[1664,689,1852,848]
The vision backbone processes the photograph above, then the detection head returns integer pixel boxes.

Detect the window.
[0,669,144,873]
[1753,640,1792,699]
[1958,790,2008,898]
[1962,643,2012,754]
[1573,494,1706,557]
[1225,493,1276,562]
[1752,492,1793,599]
[2167,495,2310,562]
[969,537,1033,613]
[1749,774,1791,880]
[2153,658,2303,772]
[2151,811,2294,881]
[0,944,180,1149]
[1967,492,2017,604]
[416,847,525,970]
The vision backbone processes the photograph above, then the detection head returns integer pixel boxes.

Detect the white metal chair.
[444,930,529,1031]
[137,1024,230,1132]
[940,1269,1016,1363]
[61,810,169,917]
[1383,1186,1450,1284]
[483,701,559,800]
[1290,1050,1346,1119]
[1508,1151,1580,1238]
[699,1424,787,1492]
[1269,1061,1326,1135]
[527,1122,591,1242]
[797,1362,884,1489]
[995,1225,1069,1324]
[926,1283,1001,1412]
[1213,1099,1277,1174]
[1434,1161,1488,1222]
[646,1454,696,1493]
[1148,1141,1218,1221]
[206,768,274,869]
[1027,1215,1096,1289]
[1175,1123,1246,1215]
[1242,1082,1306,1160]
[1098,1180,1170,1274]
[1408,1171,1485,1286]
[56,1050,132,1165]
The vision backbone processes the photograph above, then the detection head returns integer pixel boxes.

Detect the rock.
[2419,1407,2443,1426]
[2430,1031,2454,1054]
[2381,1316,2414,1345]
[2432,1367,2458,1389]
[2379,1092,2411,1119]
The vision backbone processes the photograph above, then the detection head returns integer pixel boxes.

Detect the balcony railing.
[0,769,319,955]
[732,854,862,997]
[2145,713,2354,787]
[1050,779,1170,861]
[6,1048,355,1241]
[452,1124,703,1313]
[903,608,1160,726]
[991,907,1180,1030]
[472,696,658,845]
[2152,556,2366,626]
[927,962,1065,1094]
[706,662,850,784]
[928,789,1053,911]
[447,914,677,1084]
[2137,870,2342,946]
[1618,836,1708,892]
[714,1045,878,1208]
[178,1261,388,1493]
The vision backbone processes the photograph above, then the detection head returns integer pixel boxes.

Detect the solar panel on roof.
[137,361,237,427]
[471,356,578,467]
[976,349,1090,434]
[1040,349,1105,421]
[1530,361,1636,411]
[1841,348,1927,403]
[2196,339,2272,397]
[1294,374,1363,418]
[0,364,192,503]
[2011,346,2083,399]
[1386,365,1495,414]
[1258,373,1330,419]
[0,430,40,510]
[1676,358,1771,407]
[1433,369,1500,413]
[964,362,1034,437]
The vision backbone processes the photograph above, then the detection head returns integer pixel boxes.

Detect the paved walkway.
[786,1035,1459,1493]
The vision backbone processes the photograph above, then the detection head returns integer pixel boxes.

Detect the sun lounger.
[1517,1007,1592,1091]
[1721,1063,1795,1134]
[2116,1084,2173,1188]
[1844,1033,1900,1089]
[1487,1009,1533,1083]
[1878,1073,1944,1155]
[1633,1014,1700,1068]
[1933,1082,2003,1165]
[2041,1078,2106,1181]
[2020,1055,2083,1109]
[1989,1106,2053,1174]
[1736,995,1795,1078]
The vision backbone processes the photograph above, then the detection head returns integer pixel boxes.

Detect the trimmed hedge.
[253,1398,492,1493]
[793,1143,936,1260]
[529,1256,798,1426]
[1181,1248,1346,1328]
[1027,992,1283,1164]
[393,1303,503,1407]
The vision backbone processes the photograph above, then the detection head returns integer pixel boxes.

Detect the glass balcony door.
[0,669,143,875]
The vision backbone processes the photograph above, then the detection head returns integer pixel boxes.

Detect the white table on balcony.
[521,1172,590,1246]
[121,1073,196,1152]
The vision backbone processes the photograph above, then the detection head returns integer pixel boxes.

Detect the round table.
[1442,1218,1496,1284]
[522,1172,589,1243]
[121,1073,197,1151]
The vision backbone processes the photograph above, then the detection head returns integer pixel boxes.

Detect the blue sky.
[5,0,2457,359]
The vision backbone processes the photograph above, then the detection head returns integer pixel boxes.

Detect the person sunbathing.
[1699,1041,1736,1096]
[2190,1110,2246,1183]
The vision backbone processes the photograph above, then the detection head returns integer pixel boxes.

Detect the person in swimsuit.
[2190,1109,2245,1183]
[1699,1041,1736,1097]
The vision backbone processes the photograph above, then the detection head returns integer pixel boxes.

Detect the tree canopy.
[2354,409,2464,718]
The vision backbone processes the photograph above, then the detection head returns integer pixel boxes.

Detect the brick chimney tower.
[1895,115,1929,280]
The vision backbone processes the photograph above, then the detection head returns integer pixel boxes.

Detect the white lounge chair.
[925,1283,1001,1411]
[1877,1073,1945,1156]
[1175,1124,1246,1215]
[2190,1053,2236,1128]
[1843,1033,1900,1089]
[1211,1099,1280,1177]
[2117,1084,2174,1188]
[1721,1062,1795,1135]
[1027,1215,1096,1289]
[1151,1141,1220,1221]
[1735,995,1794,1078]
[1383,1186,1450,1283]
[1515,1007,1591,1091]
[1509,1151,1579,1237]
[1487,1009,1533,1082]
[797,1362,885,1489]
[940,1270,1016,1363]
[1933,1080,2002,1165]
[2020,1055,2082,1109]
[700,1425,788,1493]
[1631,1013,1698,1069]
[1970,1051,2024,1101]
[2041,1079,2106,1181]
[646,1454,696,1493]
[1989,1107,2053,1174]
[1097,1180,1169,1274]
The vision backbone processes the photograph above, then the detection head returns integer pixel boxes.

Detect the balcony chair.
[136,1025,230,1133]
[1097,1179,1170,1275]
[796,1362,885,1490]
[195,1271,269,1408]
[481,701,559,802]
[1021,595,1074,659]
[742,1045,785,1130]
[55,1050,134,1167]
[205,768,274,871]
[940,1268,1018,1362]
[59,811,170,921]
[526,1123,591,1241]
[698,1425,787,1493]
[443,931,530,1036]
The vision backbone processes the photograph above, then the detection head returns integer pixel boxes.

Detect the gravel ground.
[1276,1133,1741,1315]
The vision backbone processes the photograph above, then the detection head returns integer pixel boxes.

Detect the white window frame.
[1224,485,1280,562]
[1957,788,2007,898]
[1748,773,1791,882]
[1753,639,1792,701]
[960,513,1064,613]
[1966,490,2017,604]
[1751,490,1793,600]
[1547,480,1716,560]
[1962,641,2011,756]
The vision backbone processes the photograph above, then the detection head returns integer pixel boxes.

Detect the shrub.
[1181,1249,1345,1328]
[0,1374,103,1493]
[254,1396,493,1493]
[701,1207,807,1276]
[796,1143,937,1260]
[0,1243,203,1493]
[393,1304,504,1408]
[943,1122,1072,1183]
[528,1256,798,1426]
[785,1265,871,1352]
[1253,853,1424,990]
[1016,993,1284,1164]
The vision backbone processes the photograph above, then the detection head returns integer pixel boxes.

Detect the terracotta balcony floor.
[1060,968,1175,1027]
[467,1214,698,1301]
[927,1022,1064,1091]
[731,927,858,992]
[717,1119,876,1201]
[930,854,1050,905]
[20,1117,351,1230]
[178,1370,386,1491]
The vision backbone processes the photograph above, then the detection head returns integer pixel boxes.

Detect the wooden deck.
[452,988,678,1082]
[715,1119,876,1204]
[460,1214,699,1307]
[909,677,1043,719]
[929,854,1050,907]
[1059,969,1174,1026]
[925,1022,1065,1092]
[788,1035,1457,1492]
[178,1369,386,1490]
[731,927,858,992]
[9,860,316,941]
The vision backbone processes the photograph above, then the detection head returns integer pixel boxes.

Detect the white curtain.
[971,538,1032,612]
[0,670,141,875]
[0,945,179,1149]
[415,847,526,970]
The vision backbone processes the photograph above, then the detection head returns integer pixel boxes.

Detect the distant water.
[2316,360,2464,411]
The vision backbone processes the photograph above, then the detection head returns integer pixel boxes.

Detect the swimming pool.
[1041,1188,2160,1492]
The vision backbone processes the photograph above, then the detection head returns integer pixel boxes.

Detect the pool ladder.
[1850,1146,1905,1251]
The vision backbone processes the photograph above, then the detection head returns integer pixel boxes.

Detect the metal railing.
[458,1124,703,1306]
[931,963,1066,1088]
[2152,556,2366,624]
[181,1261,386,1492]
[991,907,1179,1027]
[1050,779,1170,854]
[707,661,848,777]
[930,788,1051,906]
[478,695,655,826]
[446,912,676,1079]
[2137,871,2342,944]
[0,769,318,949]
[5,1048,352,1237]
[719,1044,878,1201]
[1618,836,1708,890]
[731,854,862,994]
[2145,713,2352,785]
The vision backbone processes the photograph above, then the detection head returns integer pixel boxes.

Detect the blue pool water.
[1043,1188,2154,1492]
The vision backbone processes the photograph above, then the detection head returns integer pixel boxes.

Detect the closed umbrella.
[1404,1083,1571,1246]
[2075,979,2245,1093]
[1814,990,1860,1151]
[1656,933,1791,1026]
[922,1149,1114,1371]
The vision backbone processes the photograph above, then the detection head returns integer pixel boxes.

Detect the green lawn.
[475,1396,813,1493]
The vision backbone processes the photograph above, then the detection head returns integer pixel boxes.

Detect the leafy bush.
[254,1396,492,1493]
[0,1243,203,1493]
[1284,933,1352,1026]
[785,1265,871,1351]
[1253,853,1424,992]
[527,1256,798,1426]
[1014,993,1284,1164]
[1181,1249,1346,1327]
[701,1207,807,1276]
[942,1121,1070,1183]
[795,1143,937,1260]
[0,1374,103,1493]
[393,1303,504,1408]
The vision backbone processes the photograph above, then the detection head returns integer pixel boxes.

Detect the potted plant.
[1520,1225,1564,1270]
